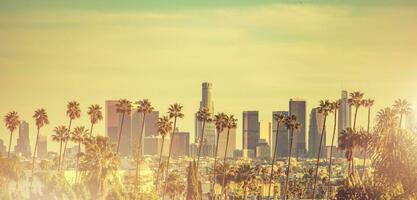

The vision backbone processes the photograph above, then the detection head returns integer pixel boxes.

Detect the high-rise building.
[289,99,307,158]
[308,108,326,158]
[271,111,289,158]
[243,111,260,155]
[172,131,190,157]
[195,82,216,157]
[38,135,48,158]
[338,90,351,147]
[143,135,168,156]
[217,128,236,158]
[259,120,271,145]
[132,111,159,155]
[106,100,132,157]
[15,121,31,157]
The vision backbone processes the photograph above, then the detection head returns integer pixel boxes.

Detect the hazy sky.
[1,0,417,151]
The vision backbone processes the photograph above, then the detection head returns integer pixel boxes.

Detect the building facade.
[195,82,216,157]
[106,100,132,157]
[271,111,289,158]
[308,108,326,158]
[243,111,260,155]
[15,121,31,157]
[289,99,307,158]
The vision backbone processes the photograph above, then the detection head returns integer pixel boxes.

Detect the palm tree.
[376,107,398,133]
[339,128,357,176]
[3,111,20,157]
[155,116,173,192]
[165,170,185,200]
[361,99,374,179]
[212,112,226,198]
[135,99,154,195]
[87,104,103,137]
[327,100,340,197]
[393,99,412,128]
[115,99,132,153]
[312,100,332,199]
[221,114,237,200]
[196,107,212,168]
[235,164,258,200]
[348,91,364,130]
[52,126,68,171]
[62,101,81,169]
[70,126,89,182]
[163,103,184,199]
[78,136,120,199]
[267,113,285,200]
[30,108,49,189]
[283,115,301,200]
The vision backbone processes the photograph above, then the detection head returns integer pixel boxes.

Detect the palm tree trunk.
[196,120,206,168]
[163,117,178,200]
[353,106,359,130]
[212,130,221,200]
[30,127,40,190]
[7,131,13,158]
[243,186,248,200]
[222,128,231,200]
[136,113,146,198]
[351,148,355,176]
[312,116,327,199]
[58,140,63,171]
[399,114,403,129]
[61,119,73,170]
[75,141,81,183]
[90,123,94,138]
[284,129,294,200]
[362,107,371,179]
[268,123,280,200]
[116,113,125,153]
[155,136,165,193]
[327,109,337,199]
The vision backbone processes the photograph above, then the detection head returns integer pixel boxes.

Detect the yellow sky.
[1,2,417,151]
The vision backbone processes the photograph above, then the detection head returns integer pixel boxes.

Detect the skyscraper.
[243,111,260,155]
[338,90,351,146]
[308,108,326,158]
[38,135,47,158]
[132,111,159,155]
[15,121,31,157]
[195,82,216,157]
[217,127,236,158]
[271,111,289,158]
[289,99,307,158]
[106,100,132,157]
[172,131,190,157]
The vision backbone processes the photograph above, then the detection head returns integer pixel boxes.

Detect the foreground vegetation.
[1,92,417,199]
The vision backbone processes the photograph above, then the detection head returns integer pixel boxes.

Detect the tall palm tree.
[267,113,285,200]
[71,126,89,182]
[196,107,212,168]
[87,104,103,137]
[235,164,257,200]
[221,114,237,200]
[312,100,332,199]
[212,112,226,198]
[30,108,49,189]
[52,126,67,171]
[338,128,357,176]
[163,103,184,199]
[135,99,154,195]
[393,99,412,128]
[376,107,398,133]
[3,111,20,157]
[155,116,173,193]
[283,115,301,200]
[361,99,374,178]
[78,136,120,199]
[348,91,364,130]
[115,99,132,153]
[62,101,81,169]
[327,100,340,197]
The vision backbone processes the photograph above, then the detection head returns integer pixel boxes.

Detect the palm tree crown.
[33,108,49,129]
[168,103,184,119]
[224,114,238,129]
[157,116,173,138]
[197,107,212,122]
[317,99,333,116]
[393,99,412,116]
[71,126,89,143]
[348,91,364,108]
[52,126,68,142]
[87,104,103,125]
[214,112,227,133]
[136,99,154,114]
[284,115,302,131]
[376,107,399,131]
[4,111,20,133]
[67,101,81,120]
[116,99,132,115]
